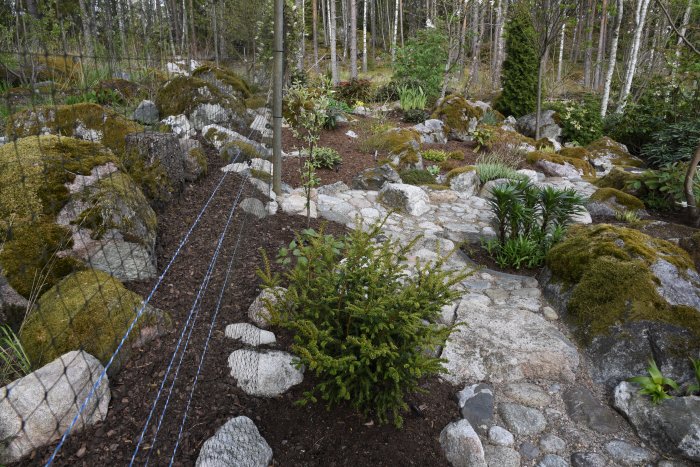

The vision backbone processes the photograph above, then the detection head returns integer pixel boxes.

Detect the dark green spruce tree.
[495,6,538,118]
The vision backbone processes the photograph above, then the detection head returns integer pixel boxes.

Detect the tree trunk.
[583,0,595,89]
[616,0,651,113]
[671,0,693,85]
[188,0,197,57]
[685,143,700,226]
[77,0,95,57]
[363,0,368,72]
[313,0,320,71]
[492,0,506,88]
[330,0,339,84]
[601,0,623,117]
[350,0,358,77]
[296,0,305,71]
[535,54,545,140]
[391,0,399,62]
[457,1,468,82]
[594,0,608,89]
[557,23,565,82]
[322,0,329,46]
[470,0,484,89]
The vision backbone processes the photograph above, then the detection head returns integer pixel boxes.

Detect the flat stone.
[503,382,552,408]
[571,452,607,467]
[563,386,621,434]
[228,349,303,397]
[240,198,268,219]
[195,416,273,467]
[499,403,547,436]
[457,383,494,435]
[488,426,514,447]
[543,306,559,321]
[519,441,541,461]
[537,454,569,467]
[225,323,276,346]
[439,419,487,467]
[539,433,567,454]
[484,445,520,467]
[604,440,654,466]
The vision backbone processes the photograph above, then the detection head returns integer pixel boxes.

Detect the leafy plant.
[615,209,641,225]
[334,78,373,105]
[484,180,585,269]
[324,97,351,130]
[627,162,700,211]
[641,120,700,168]
[259,219,470,427]
[422,149,449,163]
[393,29,448,99]
[301,146,342,169]
[629,359,679,404]
[547,97,603,146]
[426,165,440,177]
[472,128,493,152]
[398,86,427,111]
[0,324,31,386]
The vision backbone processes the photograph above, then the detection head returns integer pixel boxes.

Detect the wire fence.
[0,34,274,465]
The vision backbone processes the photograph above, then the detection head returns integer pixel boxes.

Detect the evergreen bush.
[393,29,448,99]
[259,221,469,427]
[494,7,538,118]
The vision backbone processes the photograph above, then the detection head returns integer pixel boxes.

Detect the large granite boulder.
[0,351,110,463]
[614,381,700,462]
[351,164,402,191]
[542,224,700,387]
[516,110,562,141]
[196,416,273,467]
[413,119,448,144]
[585,137,644,175]
[432,95,482,142]
[378,183,431,216]
[125,131,187,203]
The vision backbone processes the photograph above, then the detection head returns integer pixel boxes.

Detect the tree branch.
[655,0,700,56]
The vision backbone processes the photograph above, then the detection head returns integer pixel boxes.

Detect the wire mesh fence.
[0,22,275,464]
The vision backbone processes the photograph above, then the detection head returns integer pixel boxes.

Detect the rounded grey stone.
[488,426,514,447]
[571,452,607,467]
[499,403,547,436]
[604,440,655,466]
[537,454,569,467]
[540,433,567,454]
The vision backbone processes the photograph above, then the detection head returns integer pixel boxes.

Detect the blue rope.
[45,171,230,466]
[136,169,249,466]
[168,172,254,465]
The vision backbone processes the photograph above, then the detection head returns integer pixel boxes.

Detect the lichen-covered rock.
[542,224,700,385]
[228,349,304,397]
[449,170,479,197]
[7,103,143,155]
[248,287,287,328]
[202,124,270,159]
[195,416,273,467]
[378,183,431,216]
[587,187,647,219]
[413,119,448,144]
[160,114,195,139]
[614,381,700,462]
[124,131,186,202]
[0,135,157,294]
[527,151,595,178]
[191,65,252,100]
[370,128,423,169]
[586,137,644,174]
[133,100,159,124]
[0,351,110,464]
[516,110,562,141]
[155,76,247,132]
[432,95,483,142]
[351,164,402,191]
[439,419,487,467]
[19,270,166,371]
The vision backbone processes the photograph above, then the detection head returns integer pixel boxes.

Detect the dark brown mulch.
[22,138,458,466]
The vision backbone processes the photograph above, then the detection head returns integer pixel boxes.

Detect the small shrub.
[335,78,373,105]
[484,180,586,269]
[402,109,427,123]
[399,169,436,185]
[323,97,350,130]
[472,127,493,152]
[301,146,342,169]
[641,120,700,168]
[422,149,449,163]
[475,163,527,184]
[547,97,603,146]
[393,29,448,99]
[615,210,642,225]
[259,221,470,427]
[627,162,700,211]
[629,359,679,404]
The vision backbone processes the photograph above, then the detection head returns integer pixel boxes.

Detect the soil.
[21,137,458,467]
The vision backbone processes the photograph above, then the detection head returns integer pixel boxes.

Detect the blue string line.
[138,168,249,466]
[45,171,229,466]
[168,172,254,465]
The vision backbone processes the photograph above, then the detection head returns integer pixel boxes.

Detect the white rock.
[488,426,515,447]
[0,351,110,464]
[228,350,304,397]
[345,130,359,139]
[247,288,285,328]
[449,171,479,197]
[161,114,195,139]
[249,158,273,174]
[225,323,276,346]
[378,183,431,216]
[196,416,273,467]
[439,419,488,467]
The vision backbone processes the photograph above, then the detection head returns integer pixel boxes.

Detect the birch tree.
[391,0,399,62]
[363,0,368,73]
[616,0,652,113]
[350,0,358,78]
[601,0,623,117]
[330,0,339,84]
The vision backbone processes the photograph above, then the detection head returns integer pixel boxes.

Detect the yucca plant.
[629,359,679,404]
[0,325,31,386]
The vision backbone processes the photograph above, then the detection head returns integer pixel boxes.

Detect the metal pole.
[272,0,284,196]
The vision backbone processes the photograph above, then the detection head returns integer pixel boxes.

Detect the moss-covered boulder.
[19,270,167,372]
[526,151,595,178]
[0,136,157,295]
[431,95,483,141]
[191,65,252,100]
[594,167,642,193]
[586,137,644,175]
[481,124,536,152]
[180,139,208,181]
[7,103,143,156]
[587,187,647,219]
[365,128,422,169]
[202,124,271,159]
[155,75,247,132]
[95,78,140,104]
[680,232,700,272]
[541,224,700,386]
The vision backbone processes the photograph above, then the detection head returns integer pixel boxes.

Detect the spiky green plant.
[629,359,679,404]
[0,325,31,386]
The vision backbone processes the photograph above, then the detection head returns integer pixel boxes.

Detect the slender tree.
[350,0,358,77]
[616,0,652,113]
[601,0,623,117]
[330,0,339,84]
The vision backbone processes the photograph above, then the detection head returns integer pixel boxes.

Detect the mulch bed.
[22,137,457,466]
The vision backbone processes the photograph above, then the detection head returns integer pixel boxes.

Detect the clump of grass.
[475,163,528,184]
[0,325,31,385]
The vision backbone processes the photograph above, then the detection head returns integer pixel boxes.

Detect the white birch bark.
[350,0,358,78]
[330,0,339,84]
[616,0,651,113]
[601,0,623,117]
[671,0,693,85]
[363,0,368,73]
[391,0,399,62]
[557,23,565,82]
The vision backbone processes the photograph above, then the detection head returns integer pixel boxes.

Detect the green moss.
[423,183,449,191]
[366,128,421,168]
[95,79,140,103]
[250,168,272,183]
[19,270,161,368]
[558,147,591,160]
[535,138,554,150]
[121,148,173,206]
[590,188,645,211]
[431,95,483,134]
[481,124,536,147]
[526,150,596,177]
[192,65,252,99]
[446,165,477,181]
[244,95,267,109]
[7,103,143,156]
[398,169,436,185]
[586,136,644,168]
[448,150,464,160]
[220,140,260,163]
[594,167,641,191]
[546,224,700,342]
[189,147,208,177]
[155,75,245,118]
[0,222,84,298]
[0,135,116,221]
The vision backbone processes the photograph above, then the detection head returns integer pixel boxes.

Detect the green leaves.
[629,359,679,404]
[259,217,471,427]
[0,324,31,386]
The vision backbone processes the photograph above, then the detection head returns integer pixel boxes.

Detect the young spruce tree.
[495,7,538,118]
